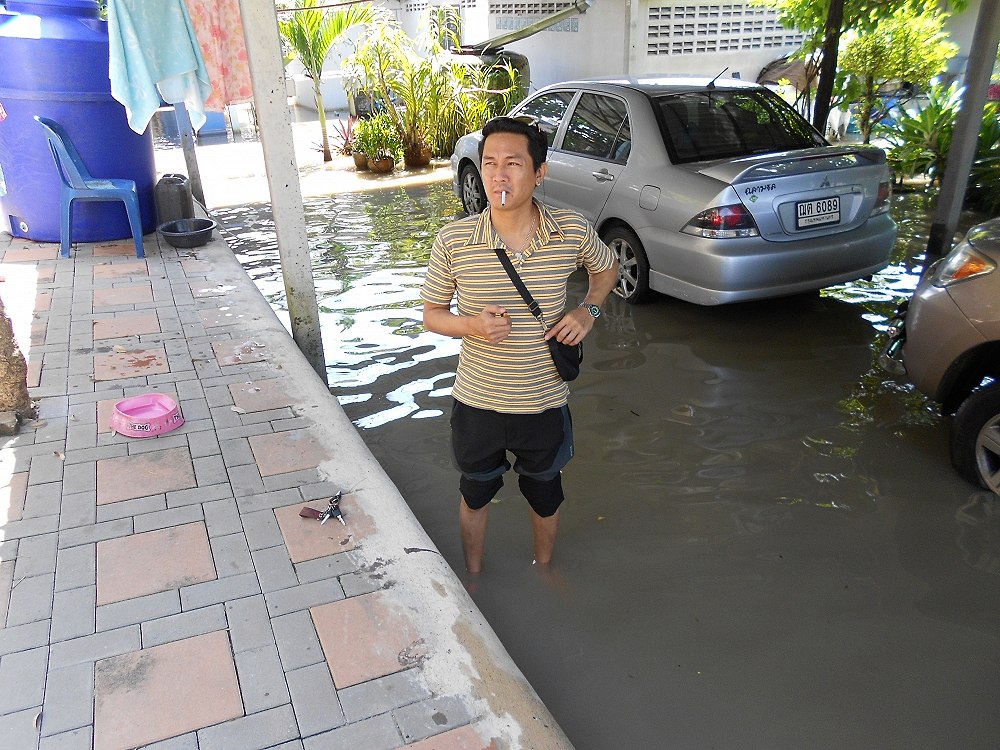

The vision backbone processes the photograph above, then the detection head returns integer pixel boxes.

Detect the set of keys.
[298,490,346,525]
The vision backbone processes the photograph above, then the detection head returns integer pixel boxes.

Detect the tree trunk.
[813,0,845,134]
[860,76,876,144]
[314,82,332,162]
[0,300,35,423]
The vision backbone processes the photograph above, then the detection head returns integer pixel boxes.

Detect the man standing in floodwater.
[421,117,618,574]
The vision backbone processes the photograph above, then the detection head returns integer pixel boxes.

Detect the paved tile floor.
[0,229,531,750]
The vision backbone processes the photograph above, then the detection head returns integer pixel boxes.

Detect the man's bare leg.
[530,508,560,565]
[459,498,490,574]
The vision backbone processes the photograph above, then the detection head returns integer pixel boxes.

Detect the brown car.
[880,218,1000,494]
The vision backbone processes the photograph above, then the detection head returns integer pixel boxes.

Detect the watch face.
[584,303,600,318]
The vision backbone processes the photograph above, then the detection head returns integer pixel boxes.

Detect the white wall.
[501,3,627,93]
[453,0,806,92]
[943,0,980,52]
[942,0,983,77]
[445,0,987,93]
[351,0,988,106]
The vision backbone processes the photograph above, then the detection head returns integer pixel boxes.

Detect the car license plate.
[795,196,840,229]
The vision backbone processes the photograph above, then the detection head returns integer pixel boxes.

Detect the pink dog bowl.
[110,393,184,437]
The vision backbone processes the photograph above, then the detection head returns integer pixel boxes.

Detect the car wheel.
[950,383,1000,495]
[603,225,651,304]
[460,164,487,215]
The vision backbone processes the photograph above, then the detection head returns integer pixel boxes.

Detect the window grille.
[406,0,476,13]
[490,2,575,12]
[646,3,804,56]
[490,1,581,33]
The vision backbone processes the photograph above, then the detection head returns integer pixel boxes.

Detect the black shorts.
[450,400,573,517]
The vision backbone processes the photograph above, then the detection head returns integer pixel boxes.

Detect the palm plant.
[278,0,373,162]
[347,8,521,166]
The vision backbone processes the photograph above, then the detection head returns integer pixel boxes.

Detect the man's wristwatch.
[579,302,601,319]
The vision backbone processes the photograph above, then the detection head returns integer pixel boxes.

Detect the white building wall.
[632,1,806,81]
[492,2,628,93]
[941,0,982,77]
[450,0,807,92]
[298,0,986,112]
[446,0,986,92]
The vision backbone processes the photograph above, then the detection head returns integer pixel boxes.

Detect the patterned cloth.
[421,201,615,414]
[186,0,253,111]
[107,0,213,134]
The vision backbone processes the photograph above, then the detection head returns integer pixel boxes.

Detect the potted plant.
[354,111,401,173]
[330,115,367,169]
[347,8,434,170]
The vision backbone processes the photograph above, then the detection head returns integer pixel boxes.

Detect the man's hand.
[476,304,512,344]
[545,307,594,344]
[423,301,513,343]
[545,266,617,344]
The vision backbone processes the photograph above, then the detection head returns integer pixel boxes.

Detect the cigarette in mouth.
[501,190,507,206]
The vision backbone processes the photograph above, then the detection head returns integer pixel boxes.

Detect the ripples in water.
[212,184,463,427]
[213,185,990,441]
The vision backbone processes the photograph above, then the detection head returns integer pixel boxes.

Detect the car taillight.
[872,180,892,215]
[682,204,759,238]
[931,241,996,287]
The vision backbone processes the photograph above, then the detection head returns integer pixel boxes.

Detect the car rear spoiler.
[695,145,888,185]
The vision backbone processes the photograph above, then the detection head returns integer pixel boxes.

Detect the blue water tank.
[0,0,156,242]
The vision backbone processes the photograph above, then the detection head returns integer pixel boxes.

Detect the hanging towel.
[107,0,214,134]
[186,0,254,110]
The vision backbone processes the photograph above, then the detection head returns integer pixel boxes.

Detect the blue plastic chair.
[34,116,145,259]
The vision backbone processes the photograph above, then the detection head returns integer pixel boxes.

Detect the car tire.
[603,225,651,304]
[459,164,487,215]
[950,383,1000,495]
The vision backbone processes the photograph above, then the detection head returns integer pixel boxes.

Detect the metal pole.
[237,0,328,384]
[925,0,1000,266]
[173,102,206,206]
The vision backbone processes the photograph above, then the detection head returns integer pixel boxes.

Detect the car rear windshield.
[654,89,827,164]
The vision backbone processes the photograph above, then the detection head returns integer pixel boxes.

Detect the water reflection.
[213,186,988,441]
[824,190,985,324]
[213,185,463,426]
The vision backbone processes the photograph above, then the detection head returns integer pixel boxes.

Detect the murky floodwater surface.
[213,186,1000,749]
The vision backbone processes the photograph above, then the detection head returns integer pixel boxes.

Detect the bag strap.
[493,248,548,330]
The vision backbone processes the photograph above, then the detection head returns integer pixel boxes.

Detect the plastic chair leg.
[60,195,73,259]
[123,196,145,259]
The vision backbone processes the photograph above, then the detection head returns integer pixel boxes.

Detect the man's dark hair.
[479,116,548,171]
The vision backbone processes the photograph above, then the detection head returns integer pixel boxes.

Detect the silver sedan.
[452,76,897,306]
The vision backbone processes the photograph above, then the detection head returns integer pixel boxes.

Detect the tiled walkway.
[0,230,571,750]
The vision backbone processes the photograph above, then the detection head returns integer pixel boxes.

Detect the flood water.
[213,186,1000,749]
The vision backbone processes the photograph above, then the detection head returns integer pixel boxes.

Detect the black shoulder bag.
[493,248,582,381]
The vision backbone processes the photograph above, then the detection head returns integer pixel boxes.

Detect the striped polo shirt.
[421,201,616,413]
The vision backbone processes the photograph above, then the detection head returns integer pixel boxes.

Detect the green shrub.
[424,59,521,158]
[354,111,402,162]
[968,101,1000,213]
[877,82,960,184]
[878,82,1000,211]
